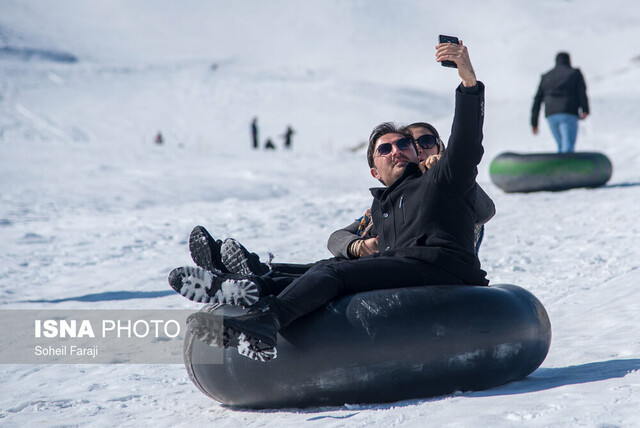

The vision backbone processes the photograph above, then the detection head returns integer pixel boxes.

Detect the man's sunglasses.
[375,137,414,156]
[415,134,439,150]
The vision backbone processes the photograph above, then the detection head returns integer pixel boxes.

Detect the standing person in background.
[531,52,590,153]
[282,125,294,149]
[251,117,259,149]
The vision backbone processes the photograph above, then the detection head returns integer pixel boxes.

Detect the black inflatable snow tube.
[489,151,612,193]
[184,283,551,408]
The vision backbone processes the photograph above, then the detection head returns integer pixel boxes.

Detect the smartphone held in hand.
[438,34,459,68]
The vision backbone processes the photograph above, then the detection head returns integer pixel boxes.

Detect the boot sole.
[189,226,227,273]
[168,266,260,307]
[187,312,277,362]
[221,238,268,276]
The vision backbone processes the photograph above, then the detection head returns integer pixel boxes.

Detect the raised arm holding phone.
[169,36,489,362]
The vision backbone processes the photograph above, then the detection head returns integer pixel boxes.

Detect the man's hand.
[579,112,589,120]
[532,126,539,135]
[418,154,442,173]
[359,237,379,257]
[436,40,477,87]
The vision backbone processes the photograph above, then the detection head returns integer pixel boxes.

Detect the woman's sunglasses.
[415,134,439,150]
[375,138,414,156]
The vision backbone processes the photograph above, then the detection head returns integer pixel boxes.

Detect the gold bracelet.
[350,239,364,259]
[348,240,357,258]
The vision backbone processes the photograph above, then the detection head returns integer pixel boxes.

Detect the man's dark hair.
[367,122,415,168]
[556,52,571,66]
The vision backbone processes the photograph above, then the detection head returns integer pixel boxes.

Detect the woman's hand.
[419,154,442,173]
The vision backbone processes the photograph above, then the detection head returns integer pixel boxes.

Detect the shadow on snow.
[470,358,640,397]
[23,290,175,303]
[602,181,640,189]
[0,46,78,63]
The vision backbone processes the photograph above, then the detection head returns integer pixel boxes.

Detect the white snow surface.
[2,0,640,426]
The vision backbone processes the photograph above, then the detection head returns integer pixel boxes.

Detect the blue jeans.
[546,113,579,153]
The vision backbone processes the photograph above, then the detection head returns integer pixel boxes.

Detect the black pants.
[260,224,484,292]
[268,262,313,276]
[255,257,344,295]
[257,256,465,327]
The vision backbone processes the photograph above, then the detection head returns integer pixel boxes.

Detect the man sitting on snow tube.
[183,120,496,283]
[178,121,495,299]
[169,40,488,362]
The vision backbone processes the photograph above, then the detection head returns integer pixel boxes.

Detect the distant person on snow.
[251,117,259,149]
[282,125,294,150]
[264,138,276,150]
[168,40,489,362]
[531,52,590,153]
[154,131,164,145]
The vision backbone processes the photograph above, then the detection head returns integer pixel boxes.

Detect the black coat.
[369,82,488,286]
[531,63,589,127]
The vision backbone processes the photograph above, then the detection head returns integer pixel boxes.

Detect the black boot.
[188,226,228,273]
[168,266,261,307]
[220,238,271,276]
[186,297,280,362]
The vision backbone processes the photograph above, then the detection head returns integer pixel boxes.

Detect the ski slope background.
[1,0,640,426]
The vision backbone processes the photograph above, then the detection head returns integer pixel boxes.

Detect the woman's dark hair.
[405,122,444,154]
[367,122,415,168]
[406,122,440,139]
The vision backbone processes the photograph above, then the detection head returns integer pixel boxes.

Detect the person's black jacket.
[369,82,488,286]
[531,57,589,128]
[327,182,494,260]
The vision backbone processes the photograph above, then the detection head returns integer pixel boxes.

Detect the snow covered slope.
[1,0,639,426]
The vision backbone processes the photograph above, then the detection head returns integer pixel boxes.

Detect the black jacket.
[369,82,488,285]
[531,59,589,127]
[327,183,495,260]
